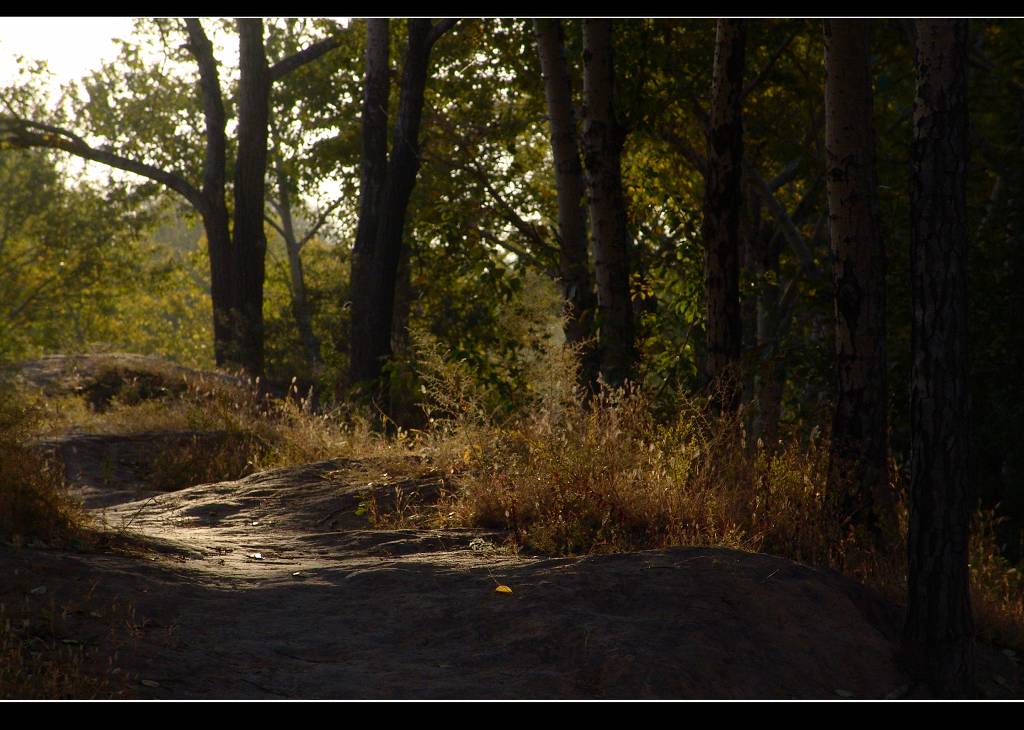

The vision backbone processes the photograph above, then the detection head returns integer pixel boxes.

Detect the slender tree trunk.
[823,19,891,531]
[231,18,271,377]
[702,19,746,409]
[274,162,322,368]
[581,18,635,389]
[753,221,784,445]
[535,18,598,389]
[199,204,233,367]
[904,18,975,698]
[350,18,392,385]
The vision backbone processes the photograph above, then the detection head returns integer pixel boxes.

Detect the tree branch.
[743,25,801,99]
[0,117,203,210]
[298,197,345,249]
[766,157,802,192]
[477,226,554,274]
[428,19,460,47]
[652,128,707,175]
[745,164,817,274]
[264,212,287,240]
[270,36,343,81]
[183,18,227,203]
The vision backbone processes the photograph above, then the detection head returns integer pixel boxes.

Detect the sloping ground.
[5,357,1021,699]
[4,451,1017,699]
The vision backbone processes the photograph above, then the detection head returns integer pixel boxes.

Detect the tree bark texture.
[903,18,975,698]
[702,19,746,409]
[535,19,599,389]
[231,18,271,377]
[581,18,635,389]
[823,19,891,530]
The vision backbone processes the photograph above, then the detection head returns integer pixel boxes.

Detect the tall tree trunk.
[184,19,234,369]
[350,18,392,385]
[702,19,746,410]
[904,18,975,698]
[823,19,891,531]
[581,18,635,389]
[231,18,271,377]
[274,162,322,369]
[535,18,598,389]
[349,19,456,392]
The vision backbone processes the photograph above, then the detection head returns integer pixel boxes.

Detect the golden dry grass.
[413,343,1024,652]
[0,381,88,547]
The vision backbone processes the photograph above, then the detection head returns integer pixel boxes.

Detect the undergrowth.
[0,378,87,547]
[33,356,403,485]
[412,326,1024,652]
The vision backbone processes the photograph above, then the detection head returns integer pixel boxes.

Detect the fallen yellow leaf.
[495,585,513,594]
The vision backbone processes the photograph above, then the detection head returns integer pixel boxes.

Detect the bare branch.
[477,227,554,274]
[0,117,203,210]
[745,164,817,274]
[298,197,345,249]
[264,212,287,240]
[743,25,801,99]
[270,36,343,81]
[766,157,802,192]
[428,19,460,46]
[652,128,707,175]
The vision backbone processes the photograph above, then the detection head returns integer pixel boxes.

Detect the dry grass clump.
[444,384,849,561]
[0,602,130,699]
[970,509,1024,649]
[36,368,400,482]
[417,336,1024,651]
[0,380,87,546]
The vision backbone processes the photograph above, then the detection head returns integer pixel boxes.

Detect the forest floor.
[2,355,1022,699]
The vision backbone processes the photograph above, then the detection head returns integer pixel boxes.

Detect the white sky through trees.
[0,17,349,201]
[0,17,135,90]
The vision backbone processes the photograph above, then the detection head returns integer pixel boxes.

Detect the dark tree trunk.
[581,18,635,389]
[752,215,785,446]
[391,241,413,356]
[823,19,891,531]
[231,18,271,377]
[349,19,456,391]
[535,18,598,389]
[184,19,234,369]
[903,18,975,698]
[702,19,746,410]
[350,18,392,385]
[274,162,321,369]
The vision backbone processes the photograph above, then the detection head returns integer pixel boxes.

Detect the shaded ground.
[3,355,1021,699]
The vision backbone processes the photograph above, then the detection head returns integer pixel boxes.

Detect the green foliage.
[2,16,1024,563]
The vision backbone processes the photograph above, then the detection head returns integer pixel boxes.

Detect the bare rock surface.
[4,453,929,700]
[5,366,1021,698]
[12,352,244,408]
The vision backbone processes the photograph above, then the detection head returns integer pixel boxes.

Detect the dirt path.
[6,428,1021,699]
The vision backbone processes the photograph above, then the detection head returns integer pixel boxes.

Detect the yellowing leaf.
[495,585,513,594]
